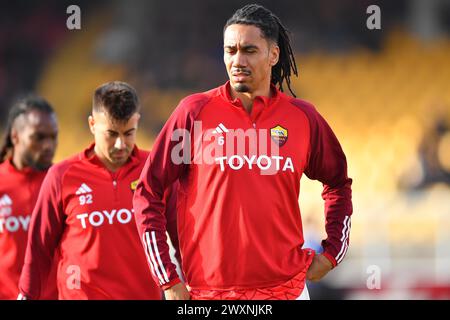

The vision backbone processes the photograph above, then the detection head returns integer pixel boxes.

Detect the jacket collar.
[219,80,280,109]
[2,158,47,176]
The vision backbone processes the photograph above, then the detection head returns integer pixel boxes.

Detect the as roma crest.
[130,180,139,192]
[270,125,288,147]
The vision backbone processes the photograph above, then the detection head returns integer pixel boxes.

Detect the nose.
[233,50,247,68]
[42,137,57,153]
[114,137,126,150]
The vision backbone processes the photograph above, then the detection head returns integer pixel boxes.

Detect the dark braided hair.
[0,96,54,162]
[224,4,298,97]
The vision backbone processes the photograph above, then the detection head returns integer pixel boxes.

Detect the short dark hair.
[0,96,55,162]
[93,81,140,122]
[224,4,298,97]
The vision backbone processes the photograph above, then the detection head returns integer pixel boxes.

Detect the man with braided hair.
[0,96,58,299]
[134,4,353,300]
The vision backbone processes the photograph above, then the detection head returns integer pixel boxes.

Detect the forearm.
[321,179,353,267]
[134,169,180,288]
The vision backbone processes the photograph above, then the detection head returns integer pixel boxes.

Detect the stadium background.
[1,0,449,299]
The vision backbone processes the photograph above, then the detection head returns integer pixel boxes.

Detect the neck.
[230,82,272,114]
[93,145,120,172]
[11,152,26,171]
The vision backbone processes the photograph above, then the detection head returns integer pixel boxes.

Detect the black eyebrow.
[124,128,136,134]
[224,44,258,50]
[107,128,135,135]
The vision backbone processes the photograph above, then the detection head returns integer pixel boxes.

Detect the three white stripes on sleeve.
[335,215,351,264]
[143,215,351,284]
[143,231,170,285]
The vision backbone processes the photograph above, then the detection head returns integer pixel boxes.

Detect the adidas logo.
[212,123,229,134]
[0,194,12,217]
[76,183,93,195]
[0,194,12,207]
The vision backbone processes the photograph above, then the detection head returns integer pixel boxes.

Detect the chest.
[0,175,42,233]
[61,169,141,230]
[191,101,311,176]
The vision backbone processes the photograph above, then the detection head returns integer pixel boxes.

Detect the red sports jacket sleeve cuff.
[161,277,181,290]
[322,251,337,268]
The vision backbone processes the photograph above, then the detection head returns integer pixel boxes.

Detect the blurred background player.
[134,4,352,300]
[18,81,178,299]
[0,96,58,299]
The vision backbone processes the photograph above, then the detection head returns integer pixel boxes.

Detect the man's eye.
[33,135,44,141]
[31,133,48,141]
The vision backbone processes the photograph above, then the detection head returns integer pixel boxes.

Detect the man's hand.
[164,282,191,300]
[17,293,28,300]
[306,254,333,282]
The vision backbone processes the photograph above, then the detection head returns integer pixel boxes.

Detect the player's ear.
[269,44,279,67]
[130,113,141,130]
[10,127,19,146]
[88,115,95,135]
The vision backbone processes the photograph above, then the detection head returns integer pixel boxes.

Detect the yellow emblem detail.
[270,125,288,146]
[130,180,139,191]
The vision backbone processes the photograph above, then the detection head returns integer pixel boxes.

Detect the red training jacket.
[0,159,58,299]
[134,82,353,298]
[19,144,165,300]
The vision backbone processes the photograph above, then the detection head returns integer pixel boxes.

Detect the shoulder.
[135,148,150,162]
[285,96,327,128]
[287,96,319,116]
[0,161,8,174]
[175,88,218,116]
[46,153,82,181]
[179,92,212,107]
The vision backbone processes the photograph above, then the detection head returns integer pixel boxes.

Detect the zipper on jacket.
[109,172,119,202]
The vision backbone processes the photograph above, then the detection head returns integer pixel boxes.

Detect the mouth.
[231,69,251,81]
[232,74,250,82]
[111,150,128,159]
[113,151,126,157]
[39,152,54,161]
